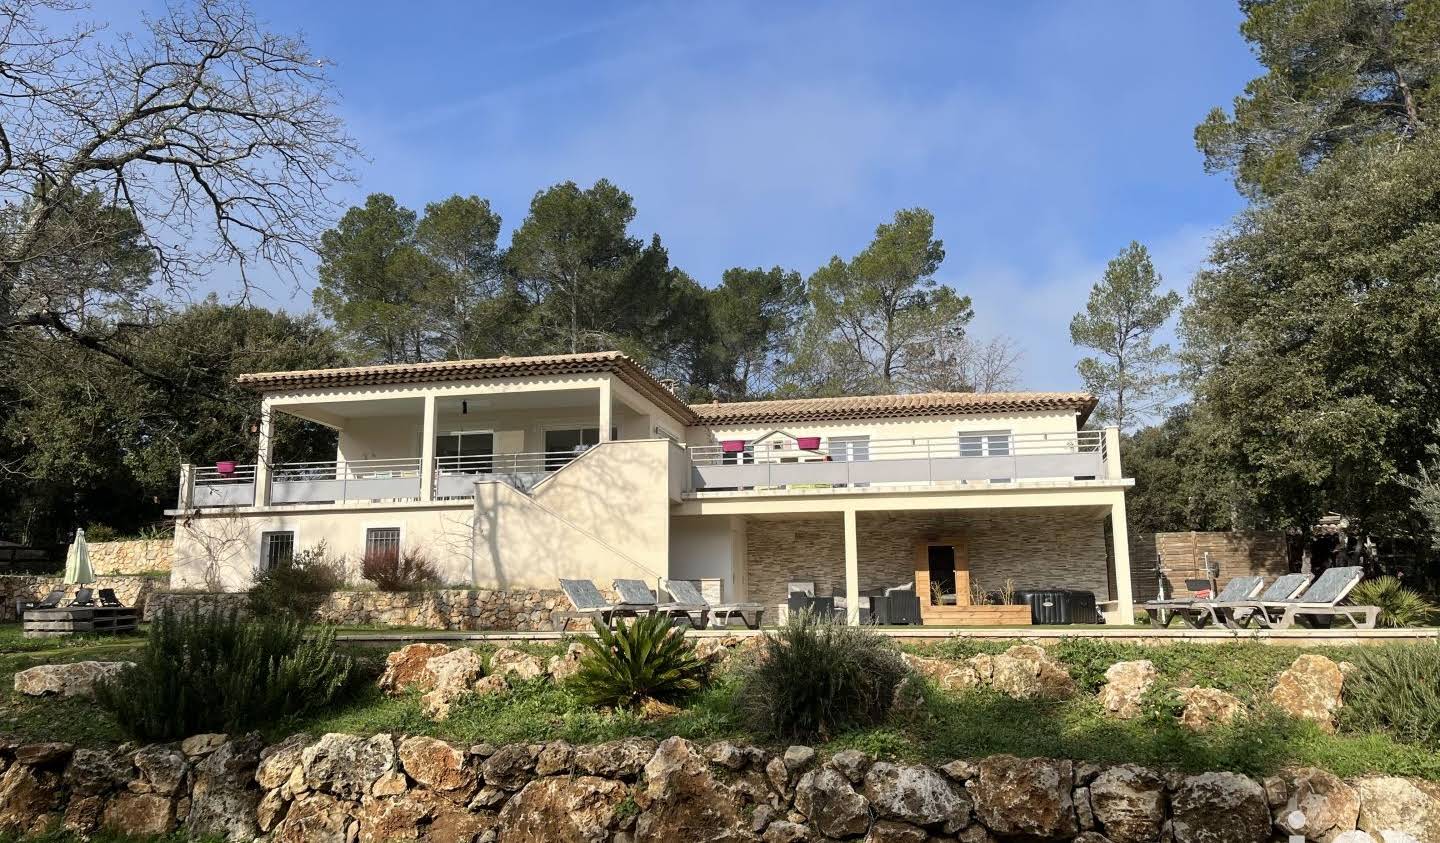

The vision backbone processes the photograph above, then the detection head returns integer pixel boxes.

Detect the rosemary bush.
[96,608,360,740]
[1341,642,1440,745]
[740,611,908,740]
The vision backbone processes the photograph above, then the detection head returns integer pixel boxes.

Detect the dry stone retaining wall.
[85,539,173,575]
[0,732,1432,842]
[0,575,165,621]
[144,587,566,630]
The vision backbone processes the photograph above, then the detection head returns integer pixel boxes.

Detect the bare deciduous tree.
[0,0,357,358]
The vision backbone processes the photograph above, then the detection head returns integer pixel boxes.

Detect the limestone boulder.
[0,763,62,833]
[378,643,451,694]
[573,736,658,780]
[832,749,873,783]
[131,743,189,796]
[102,792,175,836]
[548,642,588,681]
[865,819,929,842]
[300,732,397,802]
[254,733,310,792]
[536,740,576,776]
[497,775,630,842]
[633,736,757,842]
[762,820,811,842]
[185,733,264,842]
[902,652,983,691]
[1270,767,1359,842]
[419,647,487,720]
[862,761,971,831]
[1353,777,1440,842]
[1177,687,1244,731]
[180,733,227,757]
[269,791,353,843]
[1170,772,1271,843]
[988,645,1077,700]
[13,741,73,765]
[13,660,132,698]
[64,748,133,795]
[969,755,1078,839]
[1097,661,1158,719]
[482,742,537,790]
[490,646,547,681]
[1088,765,1166,843]
[795,765,872,839]
[397,736,477,802]
[1270,654,1346,733]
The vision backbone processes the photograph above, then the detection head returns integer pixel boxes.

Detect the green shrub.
[1341,642,1440,745]
[1349,577,1438,628]
[96,608,360,740]
[570,614,709,710]
[739,611,908,741]
[248,542,344,620]
[1050,638,1141,692]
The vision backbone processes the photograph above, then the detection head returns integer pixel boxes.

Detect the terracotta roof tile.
[236,351,700,424]
[688,391,1098,426]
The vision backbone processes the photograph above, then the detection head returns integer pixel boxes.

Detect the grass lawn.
[1,622,1436,782]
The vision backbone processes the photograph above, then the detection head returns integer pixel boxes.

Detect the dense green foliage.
[1349,576,1438,627]
[247,543,346,620]
[740,612,908,740]
[569,615,710,710]
[95,610,359,740]
[1196,0,1440,197]
[1069,242,1181,432]
[1342,643,1440,745]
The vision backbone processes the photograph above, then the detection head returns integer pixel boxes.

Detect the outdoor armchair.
[97,588,123,608]
[67,587,95,607]
[15,588,63,618]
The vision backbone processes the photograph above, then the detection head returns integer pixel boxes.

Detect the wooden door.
[914,536,969,622]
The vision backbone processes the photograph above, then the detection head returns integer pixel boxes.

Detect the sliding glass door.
[436,430,494,473]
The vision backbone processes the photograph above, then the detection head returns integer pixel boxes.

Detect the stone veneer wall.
[744,510,1110,610]
[144,588,567,631]
[0,731,1431,842]
[0,575,165,621]
[86,539,173,575]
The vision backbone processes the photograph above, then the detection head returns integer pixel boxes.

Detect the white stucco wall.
[695,410,1081,445]
[668,515,747,602]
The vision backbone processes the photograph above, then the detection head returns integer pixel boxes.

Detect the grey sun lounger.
[612,579,709,629]
[552,578,650,631]
[1143,576,1263,628]
[1200,573,1312,629]
[1232,566,1377,630]
[662,578,766,630]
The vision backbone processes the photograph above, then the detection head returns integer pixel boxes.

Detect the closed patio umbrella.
[63,528,94,585]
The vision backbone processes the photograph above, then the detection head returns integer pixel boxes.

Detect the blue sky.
[130,1,1258,390]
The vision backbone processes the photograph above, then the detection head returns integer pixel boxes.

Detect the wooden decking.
[23,606,139,638]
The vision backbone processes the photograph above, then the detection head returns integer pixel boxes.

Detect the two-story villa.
[169,351,1136,624]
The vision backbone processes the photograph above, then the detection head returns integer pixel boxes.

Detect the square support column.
[420,394,437,502]
[843,509,860,626]
[1109,493,1136,624]
[253,402,274,506]
[598,380,613,443]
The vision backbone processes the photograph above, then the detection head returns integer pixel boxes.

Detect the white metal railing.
[190,462,258,507]
[434,450,586,497]
[688,431,1107,491]
[269,458,422,504]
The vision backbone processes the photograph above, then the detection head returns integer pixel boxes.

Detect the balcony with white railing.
[180,450,594,509]
[685,430,1114,494]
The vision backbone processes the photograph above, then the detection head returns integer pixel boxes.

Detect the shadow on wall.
[472,439,674,592]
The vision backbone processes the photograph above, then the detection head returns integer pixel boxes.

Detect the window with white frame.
[958,430,1012,457]
[827,436,871,462]
[365,527,401,556]
[259,531,294,571]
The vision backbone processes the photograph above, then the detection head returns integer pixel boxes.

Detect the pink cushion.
[720,440,747,453]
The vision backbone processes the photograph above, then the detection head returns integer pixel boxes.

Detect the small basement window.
[365,527,401,556]
[259,531,294,570]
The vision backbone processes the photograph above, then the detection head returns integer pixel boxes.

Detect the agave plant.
[569,614,709,709]
[1349,576,1438,628]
